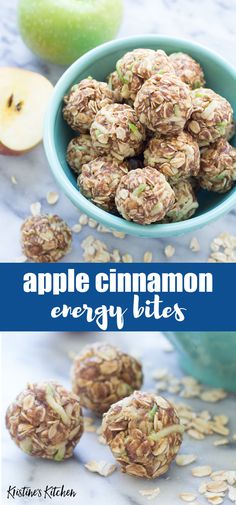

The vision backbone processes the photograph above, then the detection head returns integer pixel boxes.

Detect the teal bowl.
[44,35,236,238]
[166,332,236,391]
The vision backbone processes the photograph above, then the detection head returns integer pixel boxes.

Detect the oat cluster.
[21,214,72,262]
[102,391,184,479]
[71,342,143,415]
[63,48,236,225]
[5,381,84,460]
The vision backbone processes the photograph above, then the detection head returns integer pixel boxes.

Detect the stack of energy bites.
[63,48,236,225]
[5,342,184,479]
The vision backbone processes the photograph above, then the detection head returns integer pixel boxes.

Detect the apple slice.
[0,67,53,155]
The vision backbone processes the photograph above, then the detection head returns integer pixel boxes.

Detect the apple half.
[0,67,53,155]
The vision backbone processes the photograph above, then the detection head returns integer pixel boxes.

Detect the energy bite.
[90,103,145,160]
[163,180,199,222]
[144,131,200,183]
[187,88,233,146]
[21,214,72,262]
[134,73,192,134]
[116,48,175,101]
[5,382,84,460]
[66,134,98,174]
[169,52,205,89]
[102,391,184,479]
[71,342,143,415]
[78,156,129,212]
[115,167,175,224]
[199,138,236,193]
[63,78,115,132]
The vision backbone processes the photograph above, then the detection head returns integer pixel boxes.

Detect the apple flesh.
[17,0,123,65]
[0,68,53,156]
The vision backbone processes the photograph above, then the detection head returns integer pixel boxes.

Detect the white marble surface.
[0,0,236,262]
[2,332,236,505]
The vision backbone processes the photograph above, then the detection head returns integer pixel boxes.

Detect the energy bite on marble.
[71,342,143,415]
[144,132,200,183]
[108,71,123,103]
[63,78,115,132]
[5,381,84,460]
[199,138,236,193]
[115,167,175,224]
[187,88,233,146]
[66,134,98,174]
[169,52,205,89]
[163,180,199,222]
[102,391,184,479]
[78,156,129,212]
[90,103,145,160]
[134,73,192,134]
[21,214,72,262]
[116,48,175,102]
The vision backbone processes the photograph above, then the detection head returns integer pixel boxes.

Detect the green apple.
[17,0,124,65]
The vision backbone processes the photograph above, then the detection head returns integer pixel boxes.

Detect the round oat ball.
[116,48,175,101]
[226,119,235,142]
[163,180,199,222]
[78,156,129,212]
[21,214,72,262]
[63,78,115,132]
[144,132,200,183]
[108,71,123,103]
[102,391,184,479]
[90,104,145,160]
[66,135,98,174]
[5,381,84,460]
[199,138,236,193]
[115,167,175,224]
[169,52,205,89]
[134,73,192,134]
[71,343,143,415]
[186,88,233,146]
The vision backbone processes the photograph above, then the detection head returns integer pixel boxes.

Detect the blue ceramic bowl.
[166,332,236,391]
[44,35,236,238]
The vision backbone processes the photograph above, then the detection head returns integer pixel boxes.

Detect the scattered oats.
[213,438,229,447]
[214,415,228,425]
[206,481,228,493]
[84,416,94,425]
[139,488,160,500]
[192,465,212,477]
[187,429,205,440]
[208,232,236,262]
[97,224,110,233]
[228,485,236,502]
[10,175,17,184]
[143,251,153,263]
[152,368,168,380]
[81,235,111,262]
[112,230,125,238]
[11,255,27,263]
[88,218,98,228]
[199,482,208,494]
[200,389,227,402]
[30,201,41,216]
[190,237,200,252]
[84,424,96,432]
[211,471,236,485]
[72,223,82,233]
[207,497,224,505]
[79,214,88,226]
[179,493,197,502]
[122,253,133,263]
[176,454,197,466]
[47,191,59,205]
[111,248,121,262]
[84,460,116,477]
[212,425,229,436]
[164,244,175,258]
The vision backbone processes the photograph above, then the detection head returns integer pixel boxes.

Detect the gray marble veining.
[0,0,236,262]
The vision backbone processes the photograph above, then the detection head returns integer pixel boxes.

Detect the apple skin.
[17,0,124,65]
